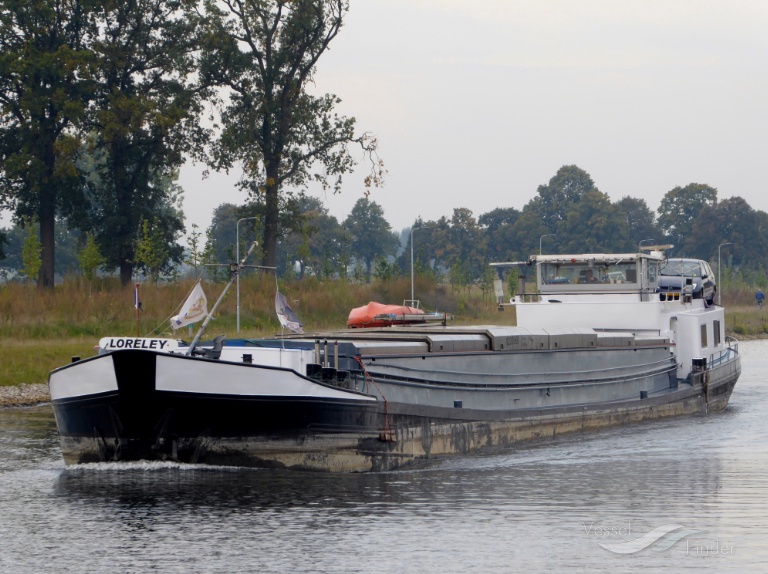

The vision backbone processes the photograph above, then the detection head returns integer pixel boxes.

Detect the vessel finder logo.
[584,522,705,554]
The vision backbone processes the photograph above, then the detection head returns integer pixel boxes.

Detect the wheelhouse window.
[540,261,639,285]
[660,261,702,277]
[701,324,708,348]
[647,260,658,286]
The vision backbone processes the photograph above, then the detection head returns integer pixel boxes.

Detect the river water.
[1,342,767,573]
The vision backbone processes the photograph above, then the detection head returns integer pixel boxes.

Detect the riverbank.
[0,383,50,408]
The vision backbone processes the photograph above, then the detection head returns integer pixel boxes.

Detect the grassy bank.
[0,275,510,387]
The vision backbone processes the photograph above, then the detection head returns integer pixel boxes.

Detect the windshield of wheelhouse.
[539,260,640,288]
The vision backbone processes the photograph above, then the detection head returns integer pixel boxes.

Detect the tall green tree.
[688,196,767,267]
[558,190,628,253]
[78,231,105,280]
[67,0,206,285]
[20,216,42,282]
[440,208,486,280]
[527,165,598,234]
[205,203,244,265]
[657,183,718,256]
[616,196,661,251]
[202,0,384,271]
[0,216,81,274]
[479,207,521,262]
[507,209,548,258]
[133,217,169,281]
[0,0,97,288]
[279,195,344,279]
[344,197,398,280]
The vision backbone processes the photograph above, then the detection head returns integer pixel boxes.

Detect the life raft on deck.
[347,302,447,329]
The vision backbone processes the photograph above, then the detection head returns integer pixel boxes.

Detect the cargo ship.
[49,249,740,472]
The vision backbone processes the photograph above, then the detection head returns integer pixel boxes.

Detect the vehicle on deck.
[657,258,716,305]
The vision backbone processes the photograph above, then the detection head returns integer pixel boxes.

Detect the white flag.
[170,282,208,330]
[275,290,303,333]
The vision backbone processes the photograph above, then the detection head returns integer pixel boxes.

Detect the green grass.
[724,305,768,338]
[0,338,100,387]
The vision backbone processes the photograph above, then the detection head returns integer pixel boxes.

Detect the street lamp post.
[410,226,432,304]
[236,217,260,333]
[539,234,556,255]
[718,242,731,306]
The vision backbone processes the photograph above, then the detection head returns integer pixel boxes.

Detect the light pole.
[718,242,731,306]
[539,234,556,255]
[410,226,432,304]
[638,238,654,252]
[236,217,260,333]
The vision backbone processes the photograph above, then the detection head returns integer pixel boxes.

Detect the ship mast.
[186,241,258,356]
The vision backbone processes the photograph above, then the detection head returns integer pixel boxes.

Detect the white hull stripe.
[155,355,374,401]
[49,356,118,400]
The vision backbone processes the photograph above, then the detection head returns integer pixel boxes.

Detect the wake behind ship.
[49,249,740,472]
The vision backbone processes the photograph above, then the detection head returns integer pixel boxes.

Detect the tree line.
[218,164,767,285]
[1,2,762,288]
[1,0,379,288]
[4,163,764,288]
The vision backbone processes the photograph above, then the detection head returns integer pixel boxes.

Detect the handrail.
[708,337,739,369]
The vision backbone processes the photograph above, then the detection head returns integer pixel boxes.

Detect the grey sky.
[179,0,768,235]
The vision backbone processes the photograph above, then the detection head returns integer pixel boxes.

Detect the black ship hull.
[50,346,740,472]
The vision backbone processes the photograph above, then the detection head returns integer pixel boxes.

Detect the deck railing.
[709,337,739,369]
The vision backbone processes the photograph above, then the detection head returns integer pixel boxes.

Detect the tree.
[67,1,206,285]
[558,190,628,253]
[0,216,80,273]
[527,165,598,233]
[343,197,398,280]
[689,197,767,267]
[279,195,345,278]
[78,232,105,281]
[479,207,520,262]
[616,196,661,251]
[435,208,486,280]
[657,183,718,256]
[507,209,548,259]
[133,218,169,281]
[20,217,41,283]
[0,0,97,288]
[202,0,384,271]
[184,224,204,274]
[205,203,243,266]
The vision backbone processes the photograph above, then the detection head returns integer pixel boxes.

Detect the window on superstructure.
[700,324,708,348]
[714,320,721,346]
[648,261,658,285]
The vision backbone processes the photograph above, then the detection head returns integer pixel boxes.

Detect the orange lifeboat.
[347,302,427,328]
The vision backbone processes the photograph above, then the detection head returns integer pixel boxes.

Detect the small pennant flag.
[170,282,208,330]
[275,290,303,334]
